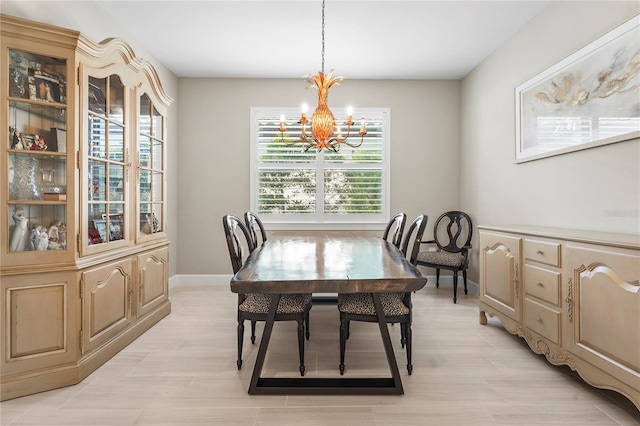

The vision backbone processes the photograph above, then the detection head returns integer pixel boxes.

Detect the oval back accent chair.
[416,211,473,303]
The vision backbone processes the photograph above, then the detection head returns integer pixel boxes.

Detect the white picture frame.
[515,15,640,163]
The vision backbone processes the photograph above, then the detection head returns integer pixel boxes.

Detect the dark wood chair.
[222,214,312,376]
[416,211,473,303]
[244,211,267,249]
[382,212,406,248]
[338,214,427,376]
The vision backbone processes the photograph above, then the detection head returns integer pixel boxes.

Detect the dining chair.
[382,212,406,248]
[244,211,267,249]
[243,211,267,347]
[416,210,472,303]
[222,214,312,376]
[337,214,427,375]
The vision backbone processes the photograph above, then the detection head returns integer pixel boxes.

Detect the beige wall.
[178,78,460,274]
[5,1,639,282]
[2,1,180,278]
[460,1,640,282]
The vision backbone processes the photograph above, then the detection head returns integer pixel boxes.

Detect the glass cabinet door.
[137,93,165,239]
[86,74,128,247]
[6,49,68,254]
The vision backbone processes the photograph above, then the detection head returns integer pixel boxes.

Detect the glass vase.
[10,155,41,200]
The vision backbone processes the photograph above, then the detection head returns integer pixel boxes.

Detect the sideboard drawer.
[525,298,560,345]
[524,264,561,306]
[524,239,561,267]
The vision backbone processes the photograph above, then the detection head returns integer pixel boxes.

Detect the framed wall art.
[515,15,640,163]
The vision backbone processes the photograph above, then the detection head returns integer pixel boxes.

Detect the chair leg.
[400,322,406,348]
[463,270,468,294]
[435,269,440,288]
[405,322,413,375]
[452,272,458,304]
[297,318,306,376]
[339,314,348,375]
[305,311,310,340]
[250,320,257,344]
[237,319,245,370]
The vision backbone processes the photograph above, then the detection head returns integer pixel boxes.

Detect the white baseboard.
[169,274,478,296]
[169,274,231,287]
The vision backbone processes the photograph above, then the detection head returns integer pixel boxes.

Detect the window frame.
[250,107,391,231]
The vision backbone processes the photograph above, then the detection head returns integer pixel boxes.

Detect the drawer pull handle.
[536,281,543,287]
[536,250,544,255]
[536,317,543,323]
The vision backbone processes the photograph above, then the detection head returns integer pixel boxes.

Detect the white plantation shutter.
[251,108,390,227]
[534,116,640,152]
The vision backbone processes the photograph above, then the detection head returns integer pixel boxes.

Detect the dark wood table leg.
[371,293,404,394]
[248,293,280,394]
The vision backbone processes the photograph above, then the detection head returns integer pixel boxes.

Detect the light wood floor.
[1,281,639,425]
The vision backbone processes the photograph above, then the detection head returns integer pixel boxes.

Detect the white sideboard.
[478,225,639,411]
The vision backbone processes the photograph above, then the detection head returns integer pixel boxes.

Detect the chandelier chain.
[321,0,325,74]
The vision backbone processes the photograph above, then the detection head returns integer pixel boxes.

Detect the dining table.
[230,233,427,395]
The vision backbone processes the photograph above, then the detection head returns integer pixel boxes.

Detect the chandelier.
[279,0,367,153]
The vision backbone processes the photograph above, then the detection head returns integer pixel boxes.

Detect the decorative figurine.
[10,129,23,149]
[30,134,47,151]
[58,224,67,249]
[48,219,61,242]
[29,225,43,251]
[37,230,49,251]
[9,207,29,252]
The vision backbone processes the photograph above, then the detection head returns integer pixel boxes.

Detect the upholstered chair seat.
[338,293,409,316]
[240,293,313,315]
[417,250,464,267]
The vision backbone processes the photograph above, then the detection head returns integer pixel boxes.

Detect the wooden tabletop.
[231,235,427,294]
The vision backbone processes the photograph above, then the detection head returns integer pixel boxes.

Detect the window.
[250,107,390,229]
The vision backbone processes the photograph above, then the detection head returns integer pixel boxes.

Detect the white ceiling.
[95,0,549,80]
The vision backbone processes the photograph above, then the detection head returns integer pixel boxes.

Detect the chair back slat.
[244,211,267,250]
[435,211,472,253]
[382,212,407,248]
[222,214,254,274]
[401,214,428,265]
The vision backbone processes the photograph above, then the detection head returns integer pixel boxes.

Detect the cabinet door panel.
[1,272,77,376]
[566,244,640,387]
[480,232,522,322]
[137,246,168,318]
[81,258,132,354]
